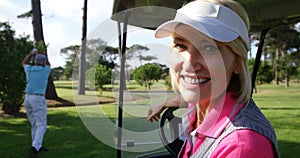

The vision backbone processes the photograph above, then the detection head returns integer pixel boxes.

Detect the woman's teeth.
[184,77,210,84]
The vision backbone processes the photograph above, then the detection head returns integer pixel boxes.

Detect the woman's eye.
[200,45,219,53]
[173,44,187,51]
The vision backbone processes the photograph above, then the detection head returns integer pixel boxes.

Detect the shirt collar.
[186,93,242,138]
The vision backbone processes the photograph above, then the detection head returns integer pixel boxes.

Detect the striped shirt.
[179,93,278,158]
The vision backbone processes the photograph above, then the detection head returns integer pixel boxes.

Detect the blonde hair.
[171,0,252,104]
[206,0,251,104]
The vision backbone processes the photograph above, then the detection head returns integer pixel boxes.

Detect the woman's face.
[170,24,239,105]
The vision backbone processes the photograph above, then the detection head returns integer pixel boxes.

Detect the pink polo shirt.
[180,93,274,158]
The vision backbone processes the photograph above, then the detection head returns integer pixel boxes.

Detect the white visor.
[155,1,250,50]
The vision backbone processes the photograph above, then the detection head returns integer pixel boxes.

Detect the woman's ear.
[233,62,241,74]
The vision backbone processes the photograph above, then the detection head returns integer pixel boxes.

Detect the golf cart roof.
[111,0,300,32]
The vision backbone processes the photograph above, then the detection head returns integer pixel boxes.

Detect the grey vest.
[182,99,280,158]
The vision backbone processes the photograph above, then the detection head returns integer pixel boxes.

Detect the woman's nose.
[182,48,202,72]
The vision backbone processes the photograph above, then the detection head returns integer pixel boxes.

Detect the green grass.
[0,81,300,157]
[0,107,117,158]
[252,83,300,158]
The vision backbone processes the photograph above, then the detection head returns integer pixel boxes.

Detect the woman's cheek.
[169,51,183,73]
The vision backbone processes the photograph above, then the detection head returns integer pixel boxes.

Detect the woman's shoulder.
[212,129,275,158]
[233,99,276,141]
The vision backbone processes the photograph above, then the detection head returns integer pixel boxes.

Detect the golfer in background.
[22,48,51,158]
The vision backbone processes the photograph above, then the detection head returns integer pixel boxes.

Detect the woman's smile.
[180,75,211,89]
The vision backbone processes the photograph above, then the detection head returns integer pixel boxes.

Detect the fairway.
[0,81,299,158]
[252,83,300,158]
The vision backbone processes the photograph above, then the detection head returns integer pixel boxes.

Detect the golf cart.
[110,0,300,157]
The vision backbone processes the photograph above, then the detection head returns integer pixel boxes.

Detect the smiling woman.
[168,25,239,106]
[147,0,280,157]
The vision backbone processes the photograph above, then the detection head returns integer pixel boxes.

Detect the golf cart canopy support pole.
[117,12,130,158]
[251,28,270,96]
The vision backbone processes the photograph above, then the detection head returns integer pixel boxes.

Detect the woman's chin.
[180,89,223,104]
[181,91,200,104]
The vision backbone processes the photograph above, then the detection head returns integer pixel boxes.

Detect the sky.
[0,0,171,68]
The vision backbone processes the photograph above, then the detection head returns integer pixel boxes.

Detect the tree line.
[2,0,298,116]
[1,21,300,115]
[250,25,300,87]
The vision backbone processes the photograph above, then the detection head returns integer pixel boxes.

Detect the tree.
[17,0,61,99]
[86,64,112,94]
[165,73,172,90]
[51,67,64,80]
[127,44,150,65]
[0,22,34,114]
[264,25,300,87]
[60,45,80,79]
[87,39,118,68]
[31,0,44,43]
[132,63,162,90]
[31,0,58,99]
[78,0,88,95]
[140,55,158,63]
[296,67,300,83]
[248,58,274,85]
[61,39,119,83]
